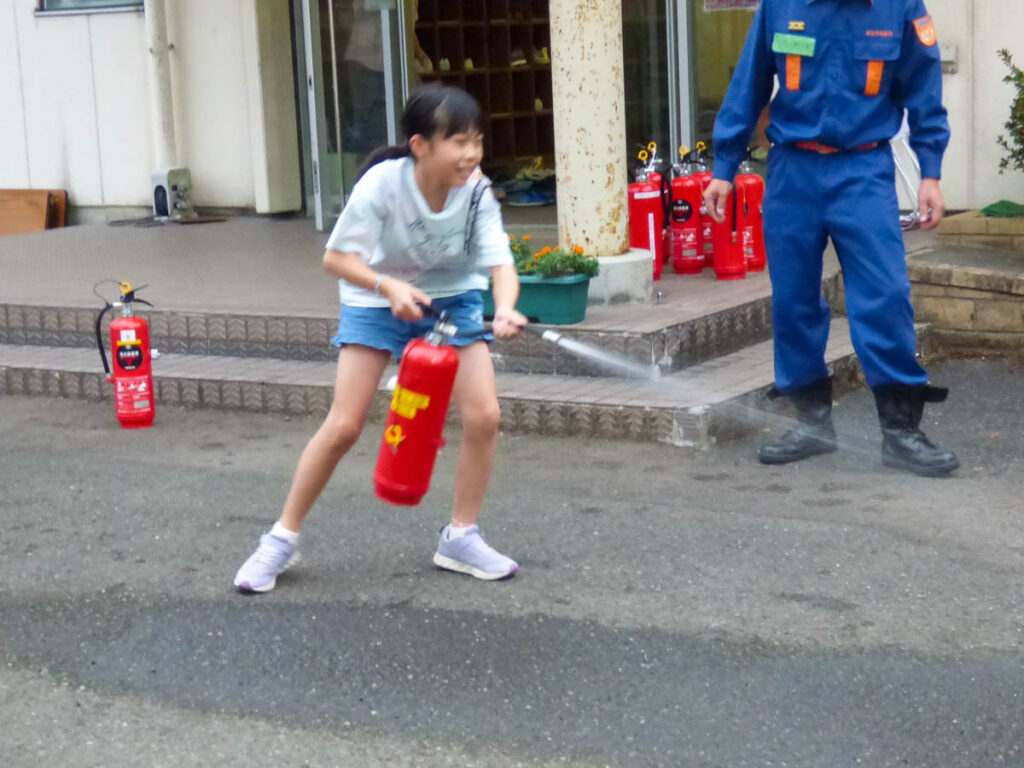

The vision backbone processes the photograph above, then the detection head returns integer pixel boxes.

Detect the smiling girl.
[234,84,526,592]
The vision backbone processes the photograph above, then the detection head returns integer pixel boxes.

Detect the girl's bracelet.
[373,274,388,296]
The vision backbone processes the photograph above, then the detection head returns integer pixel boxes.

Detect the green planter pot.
[483,273,592,325]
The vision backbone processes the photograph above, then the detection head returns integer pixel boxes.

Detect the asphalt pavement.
[1,357,1021,768]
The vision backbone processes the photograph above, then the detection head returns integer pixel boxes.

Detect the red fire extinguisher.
[629,146,666,281]
[690,142,715,268]
[95,281,157,429]
[373,311,459,506]
[710,188,747,281]
[735,157,766,272]
[668,145,705,275]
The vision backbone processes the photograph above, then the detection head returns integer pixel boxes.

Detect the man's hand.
[703,179,734,223]
[918,178,945,230]
[381,277,431,321]
[492,307,527,338]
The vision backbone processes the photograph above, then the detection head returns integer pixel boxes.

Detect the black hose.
[95,304,112,375]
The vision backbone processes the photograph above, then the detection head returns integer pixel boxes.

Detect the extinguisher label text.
[390,385,431,419]
[119,329,137,343]
[116,348,144,374]
[672,200,693,223]
[116,345,144,371]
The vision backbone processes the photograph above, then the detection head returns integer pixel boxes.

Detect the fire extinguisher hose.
[95,303,113,375]
[419,303,661,381]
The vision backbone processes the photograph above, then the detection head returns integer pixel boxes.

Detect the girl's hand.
[492,307,527,338]
[382,278,431,321]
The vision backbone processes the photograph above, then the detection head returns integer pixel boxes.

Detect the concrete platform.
[0,318,864,447]
[0,214,858,447]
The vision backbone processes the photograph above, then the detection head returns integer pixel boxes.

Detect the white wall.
[971,1,1024,205]
[927,0,1024,209]
[0,0,300,212]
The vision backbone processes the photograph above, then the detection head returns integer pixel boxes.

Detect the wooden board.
[0,190,52,236]
[46,189,68,228]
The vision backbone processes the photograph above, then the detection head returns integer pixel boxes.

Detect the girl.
[234,84,526,592]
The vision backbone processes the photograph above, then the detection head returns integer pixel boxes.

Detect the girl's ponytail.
[356,143,411,181]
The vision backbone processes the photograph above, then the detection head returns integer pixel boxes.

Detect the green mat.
[980,200,1024,217]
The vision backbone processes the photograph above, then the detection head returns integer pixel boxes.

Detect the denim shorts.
[330,290,492,358]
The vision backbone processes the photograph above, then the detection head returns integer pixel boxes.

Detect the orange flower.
[533,253,542,263]
[540,246,552,255]
[522,235,531,241]
[573,245,584,255]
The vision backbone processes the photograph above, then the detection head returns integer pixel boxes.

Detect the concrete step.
[0,270,842,376]
[0,318,868,448]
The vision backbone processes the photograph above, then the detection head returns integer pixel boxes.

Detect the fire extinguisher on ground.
[373,310,460,506]
[735,156,767,272]
[710,186,748,281]
[628,144,666,281]
[690,142,715,268]
[668,145,705,275]
[95,281,158,429]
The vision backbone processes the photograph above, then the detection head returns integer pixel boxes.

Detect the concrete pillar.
[550,0,651,303]
[144,0,177,169]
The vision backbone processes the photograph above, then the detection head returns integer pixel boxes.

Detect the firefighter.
[704,0,958,477]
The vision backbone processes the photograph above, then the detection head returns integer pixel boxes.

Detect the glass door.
[301,0,407,230]
[687,1,760,164]
[622,1,673,170]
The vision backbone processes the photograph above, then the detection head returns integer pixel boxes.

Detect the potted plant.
[483,235,600,324]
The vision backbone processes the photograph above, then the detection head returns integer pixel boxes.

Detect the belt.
[793,140,884,154]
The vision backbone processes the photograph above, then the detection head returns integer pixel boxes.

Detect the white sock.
[271,521,300,545]
[447,522,473,540]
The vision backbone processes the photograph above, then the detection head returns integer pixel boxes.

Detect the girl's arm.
[323,249,430,321]
[489,263,526,337]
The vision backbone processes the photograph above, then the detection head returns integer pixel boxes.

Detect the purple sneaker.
[433,525,518,581]
[234,533,300,593]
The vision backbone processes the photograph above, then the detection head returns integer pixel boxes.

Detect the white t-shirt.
[325,157,513,307]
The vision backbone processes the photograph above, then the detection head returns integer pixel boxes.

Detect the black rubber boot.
[873,384,959,477]
[758,377,839,465]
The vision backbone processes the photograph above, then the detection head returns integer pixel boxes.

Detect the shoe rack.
[415,0,553,172]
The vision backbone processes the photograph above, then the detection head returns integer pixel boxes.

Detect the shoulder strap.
[464,176,491,256]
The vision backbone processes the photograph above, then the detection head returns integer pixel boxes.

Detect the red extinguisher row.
[628,141,766,282]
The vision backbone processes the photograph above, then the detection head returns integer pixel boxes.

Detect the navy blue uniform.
[712,0,949,391]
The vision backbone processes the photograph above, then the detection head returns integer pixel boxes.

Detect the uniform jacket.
[712,0,950,182]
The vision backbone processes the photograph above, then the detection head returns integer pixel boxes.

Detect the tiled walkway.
[0,217,829,331]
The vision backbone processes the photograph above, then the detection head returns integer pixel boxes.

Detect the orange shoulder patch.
[913,15,937,47]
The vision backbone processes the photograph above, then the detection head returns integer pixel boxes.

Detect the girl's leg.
[235,344,389,593]
[450,341,502,526]
[278,345,391,532]
[433,341,517,580]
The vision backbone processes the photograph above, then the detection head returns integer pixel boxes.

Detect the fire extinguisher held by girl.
[234,84,526,593]
[94,281,158,429]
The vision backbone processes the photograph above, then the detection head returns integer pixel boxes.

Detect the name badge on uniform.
[772,33,816,58]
